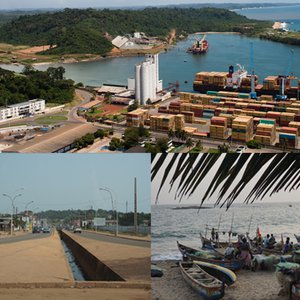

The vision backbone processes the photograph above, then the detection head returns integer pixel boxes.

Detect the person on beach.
[240,237,252,269]
[211,228,215,241]
[224,243,235,260]
[284,237,291,254]
[269,234,276,248]
[263,234,270,248]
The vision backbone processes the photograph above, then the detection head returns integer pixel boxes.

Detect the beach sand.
[152,260,289,300]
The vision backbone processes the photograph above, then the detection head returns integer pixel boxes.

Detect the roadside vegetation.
[0,66,75,106]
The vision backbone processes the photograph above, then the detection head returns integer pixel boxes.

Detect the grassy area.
[64,92,83,109]
[0,123,28,129]
[35,115,68,125]
[208,148,221,153]
[86,108,104,117]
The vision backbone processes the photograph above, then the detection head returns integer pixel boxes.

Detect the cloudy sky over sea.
[1,0,300,9]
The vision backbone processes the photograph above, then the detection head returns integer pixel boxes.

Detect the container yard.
[193,66,300,99]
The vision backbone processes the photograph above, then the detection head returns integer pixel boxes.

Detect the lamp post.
[99,187,118,236]
[2,193,22,235]
[32,207,39,227]
[25,201,34,231]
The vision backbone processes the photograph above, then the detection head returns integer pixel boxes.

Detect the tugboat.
[187,35,209,54]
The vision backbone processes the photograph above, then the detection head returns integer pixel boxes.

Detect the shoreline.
[152,260,289,300]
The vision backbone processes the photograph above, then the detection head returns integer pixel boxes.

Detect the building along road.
[69,230,150,248]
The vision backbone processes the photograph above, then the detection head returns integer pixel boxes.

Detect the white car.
[73,227,82,233]
[235,146,247,153]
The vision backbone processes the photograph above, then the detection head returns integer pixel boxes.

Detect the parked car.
[73,227,82,233]
[235,145,247,153]
[43,227,51,233]
[32,227,40,233]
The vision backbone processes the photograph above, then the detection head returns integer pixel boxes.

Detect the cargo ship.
[193,65,300,99]
[187,35,209,54]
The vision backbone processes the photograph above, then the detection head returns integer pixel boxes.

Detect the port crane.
[249,42,257,99]
[276,49,295,101]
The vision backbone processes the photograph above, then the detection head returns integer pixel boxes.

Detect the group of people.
[224,236,253,269]
[262,234,277,249]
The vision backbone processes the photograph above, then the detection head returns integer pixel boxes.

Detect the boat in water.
[179,261,225,300]
[187,35,209,54]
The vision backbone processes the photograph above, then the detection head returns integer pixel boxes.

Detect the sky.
[152,154,300,206]
[0,154,150,213]
[0,0,300,9]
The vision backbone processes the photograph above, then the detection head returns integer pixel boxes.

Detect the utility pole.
[134,177,138,234]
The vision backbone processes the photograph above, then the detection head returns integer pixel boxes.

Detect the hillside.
[0,8,271,56]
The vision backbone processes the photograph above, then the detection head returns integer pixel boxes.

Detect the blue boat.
[177,241,244,271]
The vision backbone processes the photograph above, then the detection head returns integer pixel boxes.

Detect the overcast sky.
[1,0,300,9]
[0,154,150,214]
[152,154,300,206]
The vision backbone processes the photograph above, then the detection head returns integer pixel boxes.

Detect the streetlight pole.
[25,201,34,231]
[99,187,118,236]
[2,193,22,235]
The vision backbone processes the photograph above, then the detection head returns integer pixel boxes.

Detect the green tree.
[247,140,262,149]
[109,137,124,151]
[185,137,193,149]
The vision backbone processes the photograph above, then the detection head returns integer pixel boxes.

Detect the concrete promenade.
[0,230,150,300]
[0,230,73,283]
[64,231,151,282]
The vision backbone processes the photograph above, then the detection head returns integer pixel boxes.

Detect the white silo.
[135,64,141,102]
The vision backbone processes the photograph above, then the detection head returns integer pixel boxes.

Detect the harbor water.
[1,5,300,91]
[151,202,300,261]
[235,4,300,31]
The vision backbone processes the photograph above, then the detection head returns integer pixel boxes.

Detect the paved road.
[68,230,150,248]
[0,232,51,244]
[68,89,93,123]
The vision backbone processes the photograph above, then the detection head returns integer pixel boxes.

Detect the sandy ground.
[273,22,284,30]
[0,231,73,283]
[17,45,54,54]
[0,288,150,300]
[65,231,150,282]
[152,261,289,300]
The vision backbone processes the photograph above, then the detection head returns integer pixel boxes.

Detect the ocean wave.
[151,253,182,261]
[152,232,186,239]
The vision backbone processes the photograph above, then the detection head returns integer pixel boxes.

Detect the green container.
[260,119,276,125]
[207,91,218,96]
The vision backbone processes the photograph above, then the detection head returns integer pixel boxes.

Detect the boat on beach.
[177,241,244,271]
[179,261,225,300]
[193,261,237,287]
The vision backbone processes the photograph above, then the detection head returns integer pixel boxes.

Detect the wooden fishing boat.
[177,241,244,271]
[200,233,239,250]
[193,261,237,287]
[179,261,225,300]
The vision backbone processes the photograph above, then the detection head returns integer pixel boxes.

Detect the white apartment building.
[0,99,45,121]
[133,54,163,105]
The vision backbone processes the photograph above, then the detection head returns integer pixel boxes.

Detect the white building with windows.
[0,99,45,122]
[132,54,163,105]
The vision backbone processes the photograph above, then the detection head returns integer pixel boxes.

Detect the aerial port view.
[0,1,299,154]
[1,1,300,300]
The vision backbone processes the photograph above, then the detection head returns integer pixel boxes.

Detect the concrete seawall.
[59,230,125,281]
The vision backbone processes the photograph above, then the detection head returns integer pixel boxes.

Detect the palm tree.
[185,137,193,150]
[151,153,300,208]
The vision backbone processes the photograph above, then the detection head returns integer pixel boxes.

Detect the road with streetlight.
[71,230,150,248]
[0,232,51,244]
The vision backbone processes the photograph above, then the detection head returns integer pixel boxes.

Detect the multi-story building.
[0,99,45,121]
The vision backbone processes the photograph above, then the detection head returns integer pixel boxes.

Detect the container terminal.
[126,62,300,151]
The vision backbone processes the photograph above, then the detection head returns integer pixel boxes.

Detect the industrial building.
[0,99,45,122]
[130,54,163,105]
